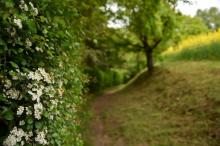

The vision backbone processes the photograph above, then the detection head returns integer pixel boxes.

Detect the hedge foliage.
[0,0,85,145]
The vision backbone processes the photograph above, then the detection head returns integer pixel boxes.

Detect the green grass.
[163,42,220,61]
[84,61,220,146]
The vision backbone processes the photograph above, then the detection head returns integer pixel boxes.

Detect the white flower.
[25,106,32,115]
[5,89,20,100]
[17,106,24,116]
[11,128,25,142]
[28,71,43,81]
[35,46,43,52]
[28,85,44,102]
[34,102,43,120]
[49,115,54,120]
[25,38,32,47]
[25,131,33,141]
[35,131,48,145]
[4,79,12,89]
[28,91,40,102]
[38,68,52,83]
[50,99,58,110]
[19,0,28,11]
[33,8,38,15]
[29,2,34,9]
[27,83,33,89]
[3,134,17,146]
[3,127,26,146]
[58,88,64,97]
[19,120,25,126]
[21,141,24,146]
[51,99,58,107]
[29,2,38,16]
[13,18,22,29]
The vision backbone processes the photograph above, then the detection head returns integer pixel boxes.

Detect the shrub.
[0,0,84,146]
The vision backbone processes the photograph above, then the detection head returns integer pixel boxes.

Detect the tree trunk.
[145,48,154,73]
[141,35,156,74]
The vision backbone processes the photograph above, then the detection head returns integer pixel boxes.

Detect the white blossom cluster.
[17,106,24,116]
[25,38,32,47]
[35,130,48,145]
[29,2,38,16]
[13,17,22,29]
[4,79,12,89]
[34,102,43,120]
[1,1,67,145]
[19,0,38,16]
[27,68,54,120]
[13,104,32,118]
[4,88,21,100]
[28,84,44,102]
[2,79,21,100]
[2,68,57,146]
[13,1,39,31]
[25,106,32,115]
[19,120,25,126]
[35,46,43,52]
[19,0,28,11]
[28,68,53,83]
[3,127,33,146]
[26,37,43,52]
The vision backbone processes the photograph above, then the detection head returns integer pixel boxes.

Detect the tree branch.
[152,38,162,49]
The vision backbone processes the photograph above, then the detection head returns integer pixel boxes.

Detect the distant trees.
[172,14,209,44]
[83,0,207,76]
[196,7,220,31]
[109,0,210,73]
[81,0,211,92]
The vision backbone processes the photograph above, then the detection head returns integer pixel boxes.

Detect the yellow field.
[163,29,220,55]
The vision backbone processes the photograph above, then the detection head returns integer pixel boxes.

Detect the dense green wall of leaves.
[0,0,85,145]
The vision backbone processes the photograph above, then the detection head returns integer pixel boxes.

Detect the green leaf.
[35,122,43,129]
[27,117,33,124]
[0,39,6,46]
[18,48,24,53]
[26,19,37,33]
[5,0,14,8]
[21,67,30,73]
[21,59,27,66]
[40,16,47,22]
[0,94,6,101]
[3,108,14,121]
[9,61,19,68]
[26,125,32,131]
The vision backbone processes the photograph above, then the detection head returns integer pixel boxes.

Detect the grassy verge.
[162,30,220,61]
[84,61,220,146]
[163,42,220,61]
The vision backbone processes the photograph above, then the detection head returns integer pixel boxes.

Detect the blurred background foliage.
[82,1,217,92]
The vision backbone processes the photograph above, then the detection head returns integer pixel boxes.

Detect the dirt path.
[90,94,112,146]
[87,93,125,146]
